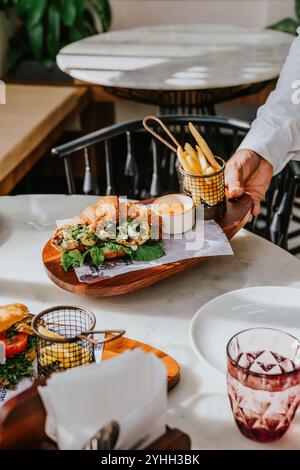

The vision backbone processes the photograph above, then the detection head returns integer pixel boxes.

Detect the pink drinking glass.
[227,328,300,443]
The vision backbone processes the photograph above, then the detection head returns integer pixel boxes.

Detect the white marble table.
[57,24,292,91]
[1,194,300,450]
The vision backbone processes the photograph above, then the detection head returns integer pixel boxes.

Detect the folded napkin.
[38,349,167,450]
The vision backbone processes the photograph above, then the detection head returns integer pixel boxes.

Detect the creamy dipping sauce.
[154,195,192,215]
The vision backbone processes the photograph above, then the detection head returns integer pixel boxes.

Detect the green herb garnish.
[132,241,165,262]
[90,246,105,267]
[0,353,33,388]
[103,242,135,257]
[61,240,165,271]
[61,249,86,271]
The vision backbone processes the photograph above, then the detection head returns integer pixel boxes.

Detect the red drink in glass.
[227,328,300,443]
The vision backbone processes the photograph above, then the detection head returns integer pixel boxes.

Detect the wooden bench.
[0,84,89,195]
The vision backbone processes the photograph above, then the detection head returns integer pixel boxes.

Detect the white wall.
[111,0,295,30]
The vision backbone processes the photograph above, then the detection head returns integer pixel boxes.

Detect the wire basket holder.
[32,306,125,377]
[143,116,226,219]
[178,157,226,219]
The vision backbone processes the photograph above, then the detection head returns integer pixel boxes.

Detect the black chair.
[51,115,251,198]
[278,161,300,252]
[249,159,300,251]
[51,115,299,252]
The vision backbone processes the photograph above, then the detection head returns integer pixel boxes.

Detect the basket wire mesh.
[32,306,96,377]
[178,156,226,208]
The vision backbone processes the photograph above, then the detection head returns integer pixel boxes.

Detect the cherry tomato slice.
[4,333,28,358]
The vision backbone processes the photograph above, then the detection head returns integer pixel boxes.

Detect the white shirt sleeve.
[239,29,300,174]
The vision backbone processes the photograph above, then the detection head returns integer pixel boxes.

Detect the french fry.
[189,122,221,170]
[196,145,209,172]
[177,146,190,172]
[186,155,202,175]
[184,143,198,159]
[205,166,214,175]
[204,166,215,185]
[184,143,203,174]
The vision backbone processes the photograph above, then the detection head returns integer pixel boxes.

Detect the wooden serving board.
[103,334,180,391]
[0,336,180,450]
[43,194,252,297]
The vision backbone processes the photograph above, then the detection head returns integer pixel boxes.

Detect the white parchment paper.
[74,219,233,284]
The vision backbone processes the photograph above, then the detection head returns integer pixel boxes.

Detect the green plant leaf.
[133,241,165,262]
[267,17,299,36]
[101,0,112,30]
[92,0,112,31]
[5,0,113,68]
[74,0,85,17]
[296,0,300,21]
[103,242,134,257]
[60,0,77,27]
[27,23,43,59]
[61,249,85,271]
[44,56,55,69]
[85,0,104,33]
[11,0,28,17]
[47,2,61,58]
[26,0,47,28]
[90,246,105,266]
[68,25,86,42]
[4,45,28,71]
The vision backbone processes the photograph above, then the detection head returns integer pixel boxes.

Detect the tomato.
[0,332,6,341]
[4,333,28,358]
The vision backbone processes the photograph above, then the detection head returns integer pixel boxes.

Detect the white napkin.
[38,349,167,450]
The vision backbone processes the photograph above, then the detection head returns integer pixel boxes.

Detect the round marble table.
[1,194,300,450]
[57,24,292,111]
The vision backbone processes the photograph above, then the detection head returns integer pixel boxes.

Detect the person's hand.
[225,149,273,216]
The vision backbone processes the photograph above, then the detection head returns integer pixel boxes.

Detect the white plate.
[190,286,300,374]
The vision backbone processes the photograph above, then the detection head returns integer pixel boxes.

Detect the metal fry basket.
[178,156,226,219]
[32,306,125,377]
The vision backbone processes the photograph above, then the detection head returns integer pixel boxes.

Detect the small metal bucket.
[178,156,226,219]
[32,306,125,377]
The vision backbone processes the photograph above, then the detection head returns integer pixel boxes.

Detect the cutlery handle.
[77,329,126,345]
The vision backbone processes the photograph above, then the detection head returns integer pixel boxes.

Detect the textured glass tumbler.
[227,328,300,442]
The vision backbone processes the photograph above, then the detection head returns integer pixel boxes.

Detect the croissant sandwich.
[51,196,164,271]
[0,304,36,388]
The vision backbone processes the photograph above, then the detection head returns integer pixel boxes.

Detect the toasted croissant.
[0,304,30,333]
[51,196,161,254]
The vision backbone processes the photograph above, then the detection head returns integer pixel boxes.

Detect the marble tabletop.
[1,194,300,450]
[57,24,293,91]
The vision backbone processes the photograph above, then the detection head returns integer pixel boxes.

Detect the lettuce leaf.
[103,242,135,257]
[133,241,165,262]
[90,246,105,267]
[61,249,85,271]
[61,241,165,271]
[61,246,104,271]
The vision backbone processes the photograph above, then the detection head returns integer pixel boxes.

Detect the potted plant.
[3,0,112,82]
[0,0,15,78]
[268,0,300,35]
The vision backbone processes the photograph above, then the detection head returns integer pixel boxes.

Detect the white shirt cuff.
[238,120,293,174]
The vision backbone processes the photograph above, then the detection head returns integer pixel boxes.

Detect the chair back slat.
[63,155,76,195]
[83,148,99,195]
[150,139,161,197]
[124,131,139,197]
[104,139,115,195]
